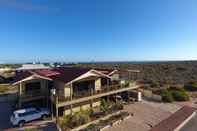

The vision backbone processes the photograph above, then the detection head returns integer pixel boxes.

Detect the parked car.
[10,107,50,127]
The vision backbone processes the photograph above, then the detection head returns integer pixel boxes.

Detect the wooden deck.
[57,85,141,108]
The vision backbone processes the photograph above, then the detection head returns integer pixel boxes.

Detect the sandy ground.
[106,99,182,131]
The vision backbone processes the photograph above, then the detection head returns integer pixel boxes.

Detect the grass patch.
[0,84,16,94]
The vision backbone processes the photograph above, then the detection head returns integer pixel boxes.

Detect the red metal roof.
[34,69,60,77]
[12,67,118,84]
[12,67,94,84]
[48,67,91,83]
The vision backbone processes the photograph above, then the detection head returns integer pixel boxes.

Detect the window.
[18,110,39,117]
[25,82,41,93]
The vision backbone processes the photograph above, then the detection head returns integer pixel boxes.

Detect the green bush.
[161,89,190,102]
[171,90,190,101]
[59,109,91,129]
[67,111,90,128]
[161,90,174,102]
[100,99,111,114]
[184,82,197,91]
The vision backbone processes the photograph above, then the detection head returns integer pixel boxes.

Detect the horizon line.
[1,59,197,65]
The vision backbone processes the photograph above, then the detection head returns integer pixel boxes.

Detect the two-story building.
[12,67,140,117]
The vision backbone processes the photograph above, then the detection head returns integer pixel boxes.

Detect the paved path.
[150,106,196,131]
[107,100,181,131]
[180,114,197,131]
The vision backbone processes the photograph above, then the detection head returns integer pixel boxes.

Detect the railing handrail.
[21,90,45,98]
[58,83,135,102]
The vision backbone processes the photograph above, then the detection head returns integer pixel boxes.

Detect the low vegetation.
[184,81,197,91]
[74,61,197,88]
[59,109,92,130]
[161,88,190,102]
[161,90,174,102]
[0,84,16,94]
[80,112,129,131]
[59,100,124,130]
[101,99,123,114]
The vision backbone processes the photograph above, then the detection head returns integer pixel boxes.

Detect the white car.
[10,107,50,127]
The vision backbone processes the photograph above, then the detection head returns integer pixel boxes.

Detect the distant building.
[16,64,50,72]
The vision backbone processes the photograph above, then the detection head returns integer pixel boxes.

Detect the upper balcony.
[20,90,46,102]
[56,82,141,108]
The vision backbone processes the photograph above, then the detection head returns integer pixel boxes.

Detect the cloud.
[0,0,60,12]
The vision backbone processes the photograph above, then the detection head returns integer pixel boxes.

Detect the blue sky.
[0,0,197,63]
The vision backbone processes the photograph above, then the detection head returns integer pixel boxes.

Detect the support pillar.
[18,82,22,108]
[90,87,93,109]
[55,95,58,123]
[127,91,130,102]
[107,79,110,102]
[70,83,73,115]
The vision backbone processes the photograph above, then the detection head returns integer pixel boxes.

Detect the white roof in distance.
[16,64,50,71]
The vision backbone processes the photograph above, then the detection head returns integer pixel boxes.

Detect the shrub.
[84,124,98,131]
[184,82,197,91]
[161,90,174,102]
[68,111,90,128]
[111,101,124,111]
[58,116,71,130]
[100,99,111,114]
[171,90,190,101]
[86,108,94,116]
[60,109,91,129]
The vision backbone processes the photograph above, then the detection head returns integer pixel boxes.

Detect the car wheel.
[42,114,47,120]
[18,120,25,127]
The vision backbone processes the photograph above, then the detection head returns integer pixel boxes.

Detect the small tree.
[161,90,174,102]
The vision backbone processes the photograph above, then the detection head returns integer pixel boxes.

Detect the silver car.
[10,107,50,127]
